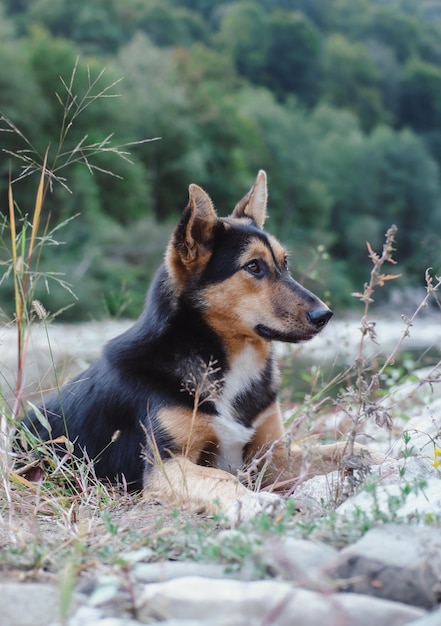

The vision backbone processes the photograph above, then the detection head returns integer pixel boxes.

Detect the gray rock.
[155,622,219,626]
[76,574,139,620]
[133,561,254,584]
[256,536,338,585]
[0,583,62,626]
[336,593,426,626]
[136,576,292,624]
[214,530,338,585]
[374,456,439,487]
[136,576,426,626]
[327,524,441,608]
[68,615,141,626]
[406,608,441,625]
[65,606,103,626]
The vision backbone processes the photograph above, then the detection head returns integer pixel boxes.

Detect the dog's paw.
[225,491,284,527]
[348,443,388,466]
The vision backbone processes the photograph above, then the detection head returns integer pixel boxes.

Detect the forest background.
[1,0,441,320]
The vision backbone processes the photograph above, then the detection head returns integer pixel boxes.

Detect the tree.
[362,7,421,62]
[22,28,148,224]
[217,3,269,84]
[320,120,441,283]
[128,0,202,47]
[169,0,228,23]
[234,89,335,242]
[176,48,259,209]
[399,56,441,133]
[365,126,441,278]
[0,35,49,212]
[321,33,389,131]
[364,40,401,123]
[116,34,205,218]
[22,0,122,51]
[71,2,121,53]
[265,10,320,104]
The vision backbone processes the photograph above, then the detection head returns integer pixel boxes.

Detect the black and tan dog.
[23,171,381,522]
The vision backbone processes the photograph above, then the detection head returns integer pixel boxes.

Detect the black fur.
[22,260,234,488]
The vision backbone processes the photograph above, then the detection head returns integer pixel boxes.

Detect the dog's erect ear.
[231,170,267,228]
[172,184,218,264]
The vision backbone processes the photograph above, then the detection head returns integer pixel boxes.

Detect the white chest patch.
[213,344,266,472]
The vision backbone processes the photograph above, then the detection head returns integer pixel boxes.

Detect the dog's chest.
[213,344,276,472]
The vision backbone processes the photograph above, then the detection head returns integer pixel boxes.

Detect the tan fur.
[246,402,385,488]
[146,402,385,518]
[200,234,321,355]
[155,407,219,464]
[165,183,218,290]
[144,456,249,515]
[232,169,268,227]
[245,401,285,453]
[202,275,272,359]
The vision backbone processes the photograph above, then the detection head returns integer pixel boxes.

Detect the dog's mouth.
[255,324,316,343]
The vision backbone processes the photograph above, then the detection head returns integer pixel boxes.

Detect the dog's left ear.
[231,170,267,228]
[172,184,218,265]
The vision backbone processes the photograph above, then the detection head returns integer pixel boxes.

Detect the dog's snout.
[307,306,333,330]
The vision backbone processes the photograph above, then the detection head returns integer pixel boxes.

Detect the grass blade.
[27,147,49,267]
[8,172,21,320]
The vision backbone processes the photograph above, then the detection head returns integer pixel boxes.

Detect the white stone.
[137,576,292,624]
[136,576,426,626]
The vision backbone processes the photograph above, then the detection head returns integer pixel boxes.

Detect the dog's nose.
[307,307,333,330]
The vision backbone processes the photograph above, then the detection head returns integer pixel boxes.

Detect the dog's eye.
[245,259,264,277]
[283,256,289,270]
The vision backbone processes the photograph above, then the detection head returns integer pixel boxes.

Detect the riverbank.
[1,314,440,626]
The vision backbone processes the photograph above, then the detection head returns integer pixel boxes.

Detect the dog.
[22,171,381,523]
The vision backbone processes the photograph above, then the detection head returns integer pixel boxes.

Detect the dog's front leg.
[284,440,387,479]
[143,456,283,525]
[246,403,386,490]
[244,402,303,487]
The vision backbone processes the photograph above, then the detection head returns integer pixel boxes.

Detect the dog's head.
[166,170,332,348]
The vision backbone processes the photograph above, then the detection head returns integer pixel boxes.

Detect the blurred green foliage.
[0,0,440,319]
